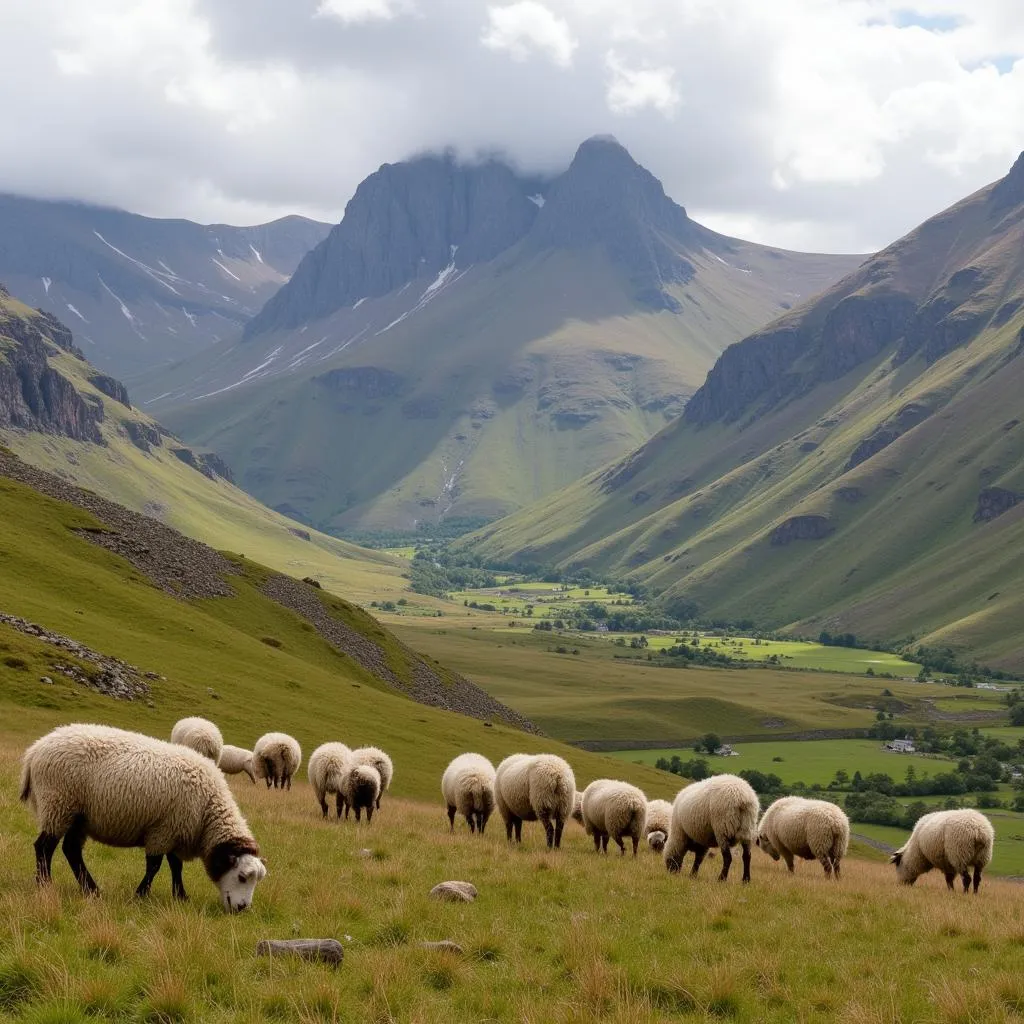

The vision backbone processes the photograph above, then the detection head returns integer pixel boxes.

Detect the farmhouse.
[885,737,916,753]
[714,744,738,757]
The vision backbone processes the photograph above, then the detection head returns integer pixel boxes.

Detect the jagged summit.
[244,154,541,338]
[526,136,697,310]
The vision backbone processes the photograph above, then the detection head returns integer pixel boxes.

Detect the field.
[609,739,953,786]
[392,617,956,745]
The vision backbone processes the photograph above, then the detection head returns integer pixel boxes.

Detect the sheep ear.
[890,852,902,866]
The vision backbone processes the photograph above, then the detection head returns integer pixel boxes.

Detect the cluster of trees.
[661,642,740,669]
[409,556,498,597]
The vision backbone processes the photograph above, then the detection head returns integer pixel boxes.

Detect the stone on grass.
[255,939,344,967]
[430,881,477,902]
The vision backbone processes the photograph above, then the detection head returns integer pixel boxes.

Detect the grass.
[392,617,959,744]
[609,739,954,785]
[4,755,1024,1022]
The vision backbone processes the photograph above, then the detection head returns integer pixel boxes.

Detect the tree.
[905,765,917,784]
[830,769,850,790]
[699,733,722,755]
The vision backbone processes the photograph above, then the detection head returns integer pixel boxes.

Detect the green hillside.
[0,287,414,606]
[3,441,1024,1023]
[465,154,1024,671]
[148,140,860,534]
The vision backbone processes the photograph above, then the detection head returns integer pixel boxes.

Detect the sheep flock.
[18,717,999,917]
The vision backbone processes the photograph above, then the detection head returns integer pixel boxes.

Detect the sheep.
[664,774,759,882]
[253,732,302,790]
[578,779,648,856]
[20,724,266,912]
[308,742,352,818]
[756,796,850,878]
[441,753,496,834]
[890,809,995,893]
[218,744,256,784]
[170,717,223,764]
[341,763,381,823]
[495,753,576,850]
[350,747,393,809]
[645,798,673,853]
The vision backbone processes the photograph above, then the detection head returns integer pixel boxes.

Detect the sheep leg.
[600,834,609,853]
[819,857,832,878]
[592,832,601,853]
[554,819,565,849]
[365,805,374,824]
[33,832,59,885]
[62,815,98,895]
[319,794,329,818]
[944,872,955,891]
[542,816,555,850]
[375,794,381,810]
[631,835,639,857]
[447,806,457,832]
[354,806,362,822]
[740,842,752,884]
[782,851,795,873]
[135,855,163,898]
[477,812,488,835]
[718,846,733,881]
[514,819,523,843]
[833,859,841,880]
[614,835,626,856]
[961,871,971,894]
[690,846,708,877]
[973,865,983,893]
[167,853,188,901]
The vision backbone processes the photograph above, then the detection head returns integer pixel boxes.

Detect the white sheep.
[20,724,266,911]
[170,716,223,764]
[441,753,496,834]
[253,732,302,790]
[891,809,995,893]
[218,744,256,784]
[664,774,759,882]
[495,753,576,849]
[342,763,381,822]
[577,779,648,856]
[645,798,673,853]
[308,742,352,818]
[350,746,393,809]
[757,796,850,878]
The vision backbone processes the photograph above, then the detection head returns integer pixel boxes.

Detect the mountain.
[0,283,413,604]
[465,152,1024,671]
[142,138,861,534]
[0,194,329,377]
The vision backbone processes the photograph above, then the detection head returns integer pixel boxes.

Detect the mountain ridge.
[463,151,1024,670]
[149,137,862,533]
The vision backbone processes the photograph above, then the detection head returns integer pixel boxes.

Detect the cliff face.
[684,152,1024,427]
[0,287,104,442]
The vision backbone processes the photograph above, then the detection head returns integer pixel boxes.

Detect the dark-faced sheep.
[20,724,266,911]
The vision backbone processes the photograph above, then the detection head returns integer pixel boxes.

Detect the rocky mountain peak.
[244,154,540,338]
[526,136,697,310]
[992,150,1024,210]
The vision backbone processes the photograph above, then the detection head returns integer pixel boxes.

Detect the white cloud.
[316,0,405,24]
[481,2,577,67]
[605,50,679,115]
[0,0,1022,251]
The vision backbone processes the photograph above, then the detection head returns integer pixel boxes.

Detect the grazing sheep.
[664,774,759,882]
[579,779,648,856]
[253,732,302,790]
[757,796,850,878]
[341,763,381,823]
[645,798,673,853]
[307,742,352,818]
[495,753,576,850]
[441,753,496,834]
[891,809,994,893]
[170,717,223,764]
[20,724,266,911]
[350,747,393,809]
[218,744,256,784]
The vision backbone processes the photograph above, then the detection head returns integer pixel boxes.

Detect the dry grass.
[2,741,1024,1023]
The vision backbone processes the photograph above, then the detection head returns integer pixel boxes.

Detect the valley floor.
[2,743,1024,1024]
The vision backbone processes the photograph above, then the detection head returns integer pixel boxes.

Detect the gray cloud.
[1,0,1022,251]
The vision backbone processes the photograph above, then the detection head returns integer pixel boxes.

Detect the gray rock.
[420,940,464,954]
[430,881,477,903]
[255,938,344,967]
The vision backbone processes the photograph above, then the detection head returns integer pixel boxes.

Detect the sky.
[2,0,1023,252]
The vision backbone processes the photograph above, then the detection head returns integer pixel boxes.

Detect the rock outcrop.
[769,515,835,546]
[973,487,1022,523]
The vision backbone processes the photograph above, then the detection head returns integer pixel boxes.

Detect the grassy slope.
[389,616,953,745]
[467,182,1024,669]
[4,482,1024,1021]
[0,291,415,605]
[156,243,860,532]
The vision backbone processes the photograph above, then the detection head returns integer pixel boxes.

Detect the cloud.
[316,0,406,24]
[0,0,1021,252]
[481,2,577,67]
[605,51,679,115]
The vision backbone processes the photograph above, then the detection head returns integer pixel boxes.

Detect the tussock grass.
[2,756,1024,1022]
